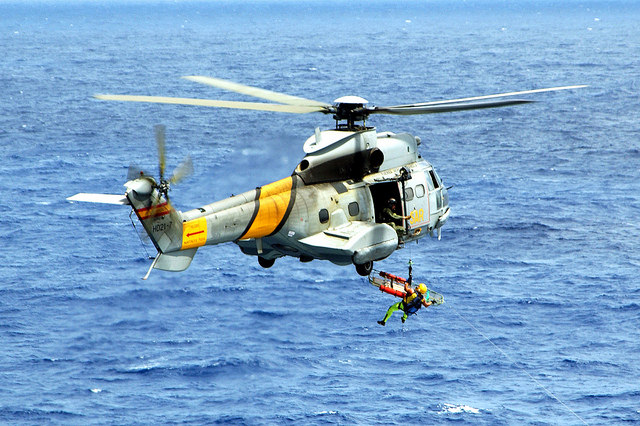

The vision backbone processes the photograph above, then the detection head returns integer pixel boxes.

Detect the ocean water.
[1,1,639,424]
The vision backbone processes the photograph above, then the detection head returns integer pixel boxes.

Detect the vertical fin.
[125,180,184,254]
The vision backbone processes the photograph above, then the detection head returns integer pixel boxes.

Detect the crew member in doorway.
[383,198,410,236]
[377,281,432,326]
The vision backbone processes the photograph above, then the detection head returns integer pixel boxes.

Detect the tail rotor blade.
[127,164,148,181]
[146,192,169,221]
[170,156,193,185]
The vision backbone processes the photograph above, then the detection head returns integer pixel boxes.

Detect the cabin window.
[404,187,414,201]
[319,208,329,223]
[416,184,425,198]
[426,173,435,190]
[348,202,359,216]
[429,170,440,189]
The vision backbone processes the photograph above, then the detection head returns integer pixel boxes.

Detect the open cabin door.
[369,181,403,229]
[368,166,442,240]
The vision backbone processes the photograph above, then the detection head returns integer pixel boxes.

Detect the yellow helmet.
[417,283,428,294]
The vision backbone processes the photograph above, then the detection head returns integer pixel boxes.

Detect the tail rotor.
[126,125,193,223]
[150,124,193,203]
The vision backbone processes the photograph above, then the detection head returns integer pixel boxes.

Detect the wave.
[516,298,563,308]
[615,303,640,311]
[0,408,83,422]
[445,219,561,237]
[249,309,289,319]
[118,357,269,378]
[561,358,621,370]
[577,389,640,402]
[203,284,248,294]
[269,410,354,424]
[82,287,204,307]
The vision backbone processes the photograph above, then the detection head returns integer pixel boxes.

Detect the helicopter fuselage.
[124,128,450,276]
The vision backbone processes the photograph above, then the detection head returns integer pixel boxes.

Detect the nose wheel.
[355,261,373,276]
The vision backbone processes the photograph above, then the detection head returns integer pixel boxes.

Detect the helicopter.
[67,76,586,279]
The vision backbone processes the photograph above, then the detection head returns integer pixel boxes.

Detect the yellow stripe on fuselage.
[241,176,293,240]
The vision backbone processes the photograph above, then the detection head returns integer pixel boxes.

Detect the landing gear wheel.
[355,261,373,276]
[258,256,275,269]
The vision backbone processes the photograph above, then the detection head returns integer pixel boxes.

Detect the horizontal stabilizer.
[154,248,198,272]
[67,193,130,205]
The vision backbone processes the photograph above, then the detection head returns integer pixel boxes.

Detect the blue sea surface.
[1,1,639,424]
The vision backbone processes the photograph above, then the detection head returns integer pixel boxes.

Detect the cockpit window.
[404,187,414,201]
[416,184,425,198]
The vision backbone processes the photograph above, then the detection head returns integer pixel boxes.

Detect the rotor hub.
[158,180,170,197]
[332,96,370,129]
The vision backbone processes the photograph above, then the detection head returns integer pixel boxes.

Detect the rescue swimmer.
[377,281,432,326]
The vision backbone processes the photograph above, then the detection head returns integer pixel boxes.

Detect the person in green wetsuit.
[377,281,432,326]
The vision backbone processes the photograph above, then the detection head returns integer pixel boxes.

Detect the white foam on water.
[439,403,481,415]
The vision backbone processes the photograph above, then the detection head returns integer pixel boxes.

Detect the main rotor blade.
[94,94,328,114]
[154,124,166,181]
[370,99,534,115]
[182,75,331,108]
[387,85,588,108]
